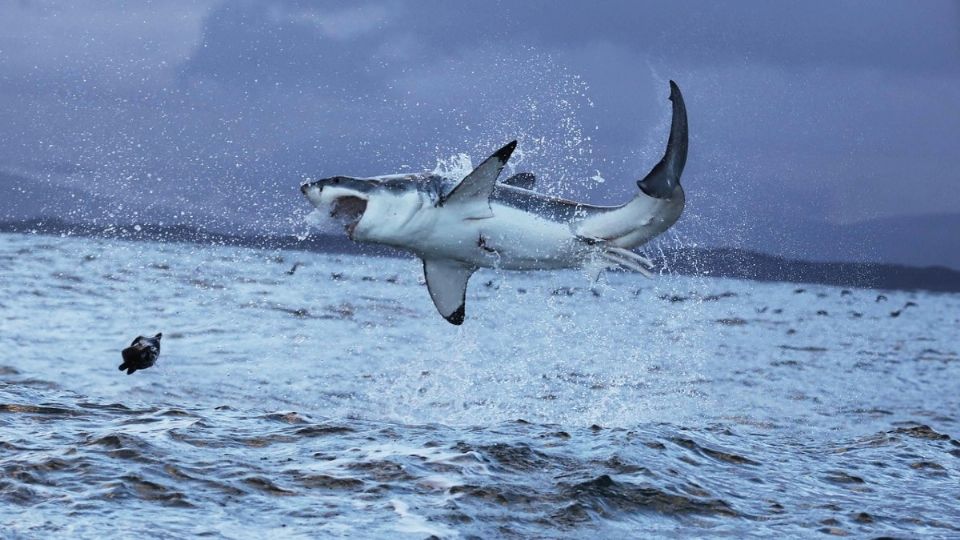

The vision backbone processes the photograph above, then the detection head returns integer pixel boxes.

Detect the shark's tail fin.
[637,80,687,199]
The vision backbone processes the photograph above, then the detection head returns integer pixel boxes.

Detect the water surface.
[1,232,958,537]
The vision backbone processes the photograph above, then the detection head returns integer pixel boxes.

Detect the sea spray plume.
[301,81,688,324]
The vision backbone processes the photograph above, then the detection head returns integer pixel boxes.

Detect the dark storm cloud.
[498,1,960,73]
[1,1,959,266]
[181,0,960,85]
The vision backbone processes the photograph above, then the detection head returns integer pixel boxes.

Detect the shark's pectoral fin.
[441,141,517,218]
[501,172,536,190]
[423,259,476,325]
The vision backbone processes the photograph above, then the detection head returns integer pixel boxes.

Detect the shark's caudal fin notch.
[423,259,476,325]
[638,81,688,199]
[501,172,536,190]
[441,140,517,217]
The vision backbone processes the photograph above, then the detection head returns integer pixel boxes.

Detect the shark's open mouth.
[329,196,367,238]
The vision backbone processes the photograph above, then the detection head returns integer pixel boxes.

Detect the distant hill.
[3,218,959,294]
[0,218,399,258]
[660,246,960,293]
[4,169,958,271]
[681,210,960,271]
[835,213,960,270]
[0,170,111,221]
[0,169,187,225]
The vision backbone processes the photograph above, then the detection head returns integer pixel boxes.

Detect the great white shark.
[301,81,688,325]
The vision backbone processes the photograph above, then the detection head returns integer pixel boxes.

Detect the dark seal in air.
[119,333,162,374]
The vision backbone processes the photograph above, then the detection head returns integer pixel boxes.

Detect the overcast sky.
[1,1,959,266]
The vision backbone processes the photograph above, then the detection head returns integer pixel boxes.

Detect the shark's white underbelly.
[354,186,683,272]
[401,204,583,270]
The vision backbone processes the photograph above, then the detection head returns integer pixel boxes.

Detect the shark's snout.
[300,176,365,195]
[300,181,322,206]
[300,176,334,194]
[300,176,372,239]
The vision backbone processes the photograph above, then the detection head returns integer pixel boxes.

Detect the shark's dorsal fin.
[423,258,475,325]
[441,140,517,217]
[501,172,535,190]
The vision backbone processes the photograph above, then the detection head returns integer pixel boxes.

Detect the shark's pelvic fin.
[600,247,655,278]
[578,235,656,278]
[501,172,536,190]
[423,259,476,325]
[441,140,517,217]
[637,80,688,199]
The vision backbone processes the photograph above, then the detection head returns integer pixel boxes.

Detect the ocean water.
[1,231,958,538]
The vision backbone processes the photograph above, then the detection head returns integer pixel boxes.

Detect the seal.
[119,333,162,374]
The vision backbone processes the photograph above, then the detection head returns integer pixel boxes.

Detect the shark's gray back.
[393,172,619,223]
[490,183,618,223]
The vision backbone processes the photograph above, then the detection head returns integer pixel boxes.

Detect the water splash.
[422,52,597,200]
[302,207,342,236]
[430,153,474,182]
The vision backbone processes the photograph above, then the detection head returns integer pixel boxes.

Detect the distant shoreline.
[3,218,959,294]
